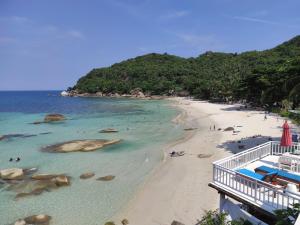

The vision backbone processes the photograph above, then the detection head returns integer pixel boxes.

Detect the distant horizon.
[1,0,300,90]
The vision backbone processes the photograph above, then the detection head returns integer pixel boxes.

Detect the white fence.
[213,141,300,212]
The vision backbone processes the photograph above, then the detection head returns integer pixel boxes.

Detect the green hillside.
[74,35,300,108]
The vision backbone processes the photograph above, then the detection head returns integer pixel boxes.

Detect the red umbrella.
[280,120,292,146]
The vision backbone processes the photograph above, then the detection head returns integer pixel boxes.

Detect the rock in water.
[14,219,26,225]
[80,172,95,179]
[31,174,59,180]
[97,175,115,181]
[104,222,116,225]
[0,168,24,180]
[24,214,51,224]
[121,219,129,225]
[53,175,70,186]
[44,114,66,122]
[99,128,118,133]
[42,139,121,153]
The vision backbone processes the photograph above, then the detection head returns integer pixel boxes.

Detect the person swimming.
[16,157,20,162]
[9,158,13,162]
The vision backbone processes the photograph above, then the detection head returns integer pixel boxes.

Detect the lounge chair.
[236,169,265,181]
[255,165,300,190]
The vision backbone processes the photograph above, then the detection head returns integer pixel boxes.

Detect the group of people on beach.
[9,157,21,162]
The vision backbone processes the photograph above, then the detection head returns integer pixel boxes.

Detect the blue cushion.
[237,169,265,180]
[256,165,300,182]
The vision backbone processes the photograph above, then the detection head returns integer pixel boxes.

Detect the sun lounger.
[255,165,300,190]
[236,169,265,181]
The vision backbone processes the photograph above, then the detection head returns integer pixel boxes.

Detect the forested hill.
[74,35,300,107]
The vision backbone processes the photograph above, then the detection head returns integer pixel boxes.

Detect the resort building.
[209,141,300,225]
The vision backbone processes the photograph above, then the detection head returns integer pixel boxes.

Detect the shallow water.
[0,91,183,225]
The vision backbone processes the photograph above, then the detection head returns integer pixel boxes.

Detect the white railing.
[271,141,300,155]
[212,141,300,213]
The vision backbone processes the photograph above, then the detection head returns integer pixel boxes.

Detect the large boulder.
[130,88,145,98]
[44,114,65,122]
[0,168,24,180]
[42,139,121,153]
[53,175,70,186]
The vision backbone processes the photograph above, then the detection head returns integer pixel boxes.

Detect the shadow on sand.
[217,135,281,154]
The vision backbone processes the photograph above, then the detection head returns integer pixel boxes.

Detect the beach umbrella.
[280,120,292,146]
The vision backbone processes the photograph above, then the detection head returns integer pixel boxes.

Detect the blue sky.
[1,0,300,90]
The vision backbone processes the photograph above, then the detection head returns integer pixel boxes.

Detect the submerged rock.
[121,219,129,225]
[183,127,197,131]
[44,113,66,122]
[99,128,118,133]
[24,214,51,224]
[97,175,115,181]
[42,139,121,153]
[104,222,116,225]
[80,172,95,179]
[0,134,37,141]
[0,168,24,180]
[31,174,59,180]
[14,219,26,225]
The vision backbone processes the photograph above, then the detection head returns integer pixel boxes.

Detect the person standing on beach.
[214,125,216,130]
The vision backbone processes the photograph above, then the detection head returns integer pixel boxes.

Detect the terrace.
[209,141,300,224]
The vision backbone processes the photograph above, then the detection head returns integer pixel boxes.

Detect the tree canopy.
[74,35,300,108]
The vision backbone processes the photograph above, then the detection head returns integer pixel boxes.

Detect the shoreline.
[113,97,295,225]
[114,97,222,225]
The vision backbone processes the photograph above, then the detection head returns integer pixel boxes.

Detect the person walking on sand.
[214,125,216,130]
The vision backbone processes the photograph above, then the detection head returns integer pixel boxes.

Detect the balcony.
[209,141,300,222]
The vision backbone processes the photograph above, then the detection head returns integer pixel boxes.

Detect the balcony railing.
[212,141,300,212]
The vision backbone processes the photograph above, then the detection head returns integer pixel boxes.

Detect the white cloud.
[176,33,223,49]
[41,25,85,40]
[0,37,16,44]
[160,10,189,20]
[66,30,85,39]
[0,16,31,24]
[231,16,300,28]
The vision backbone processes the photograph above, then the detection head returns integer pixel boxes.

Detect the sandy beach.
[115,98,297,225]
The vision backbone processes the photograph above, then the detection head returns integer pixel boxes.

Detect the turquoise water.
[0,91,183,225]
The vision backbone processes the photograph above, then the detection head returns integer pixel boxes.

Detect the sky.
[0,0,300,90]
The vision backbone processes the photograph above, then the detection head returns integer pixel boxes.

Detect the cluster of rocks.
[61,88,151,99]
[105,218,129,225]
[79,172,115,181]
[13,214,51,225]
[32,114,66,124]
[41,139,121,153]
[0,167,70,199]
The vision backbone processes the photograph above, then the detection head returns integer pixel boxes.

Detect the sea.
[0,91,183,225]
